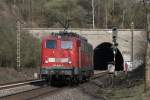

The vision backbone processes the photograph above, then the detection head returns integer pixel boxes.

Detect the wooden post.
[130,22,134,69]
[146,11,150,91]
[145,42,150,91]
[16,20,21,71]
[144,0,150,91]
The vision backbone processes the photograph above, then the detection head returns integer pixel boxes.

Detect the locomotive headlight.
[68,58,72,64]
[68,61,72,64]
[45,60,48,64]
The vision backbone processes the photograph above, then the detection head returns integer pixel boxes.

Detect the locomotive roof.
[48,31,87,41]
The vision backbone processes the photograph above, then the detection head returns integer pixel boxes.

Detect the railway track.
[92,70,108,79]
[0,79,44,90]
[0,70,108,100]
[0,86,64,100]
[0,79,45,98]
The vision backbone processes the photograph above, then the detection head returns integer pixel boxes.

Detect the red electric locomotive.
[40,31,93,84]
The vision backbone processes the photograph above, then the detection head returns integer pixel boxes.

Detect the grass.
[97,81,150,100]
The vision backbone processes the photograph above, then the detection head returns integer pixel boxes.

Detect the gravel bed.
[34,87,102,100]
[34,75,110,100]
[0,85,40,97]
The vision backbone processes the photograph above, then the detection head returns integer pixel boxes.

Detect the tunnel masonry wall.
[25,28,146,71]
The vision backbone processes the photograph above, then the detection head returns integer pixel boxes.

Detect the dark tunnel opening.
[94,42,124,71]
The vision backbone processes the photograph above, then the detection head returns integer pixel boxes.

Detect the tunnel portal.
[94,42,124,71]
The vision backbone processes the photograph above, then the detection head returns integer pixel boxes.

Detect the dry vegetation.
[0,0,41,68]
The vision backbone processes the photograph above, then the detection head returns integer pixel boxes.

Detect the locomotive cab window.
[61,41,72,49]
[46,40,56,49]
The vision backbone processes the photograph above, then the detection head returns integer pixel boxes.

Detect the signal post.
[108,27,118,87]
[112,27,118,72]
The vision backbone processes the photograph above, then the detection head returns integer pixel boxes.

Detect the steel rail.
[0,85,65,100]
[0,79,44,90]
[92,70,108,79]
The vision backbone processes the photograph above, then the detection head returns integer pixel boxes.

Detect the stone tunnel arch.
[94,42,124,71]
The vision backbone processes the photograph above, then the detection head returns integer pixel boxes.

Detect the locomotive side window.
[46,40,56,49]
[61,41,72,49]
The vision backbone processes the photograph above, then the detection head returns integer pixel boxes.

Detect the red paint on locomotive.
[40,32,93,81]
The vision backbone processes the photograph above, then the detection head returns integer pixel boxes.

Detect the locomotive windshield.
[61,41,72,49]
[46,40,56,49]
